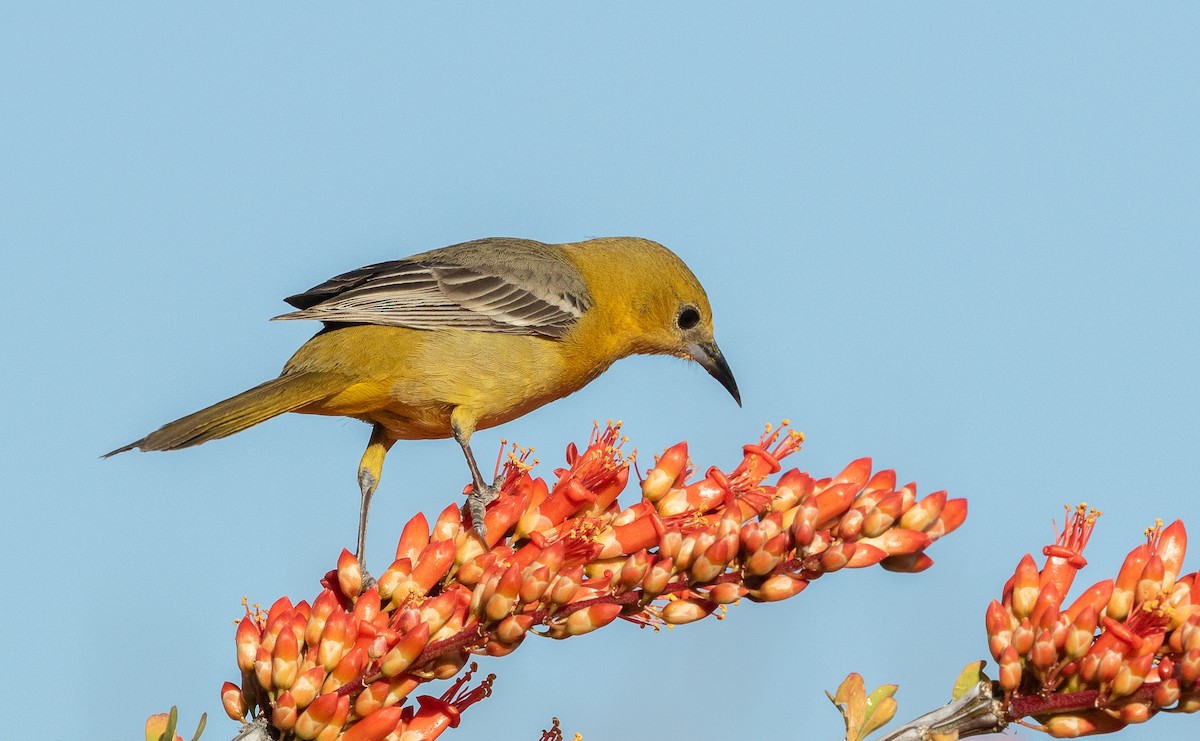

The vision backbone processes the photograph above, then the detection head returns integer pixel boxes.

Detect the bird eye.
[677,306,701,330]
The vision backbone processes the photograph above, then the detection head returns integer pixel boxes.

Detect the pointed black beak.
[688,340,741,406]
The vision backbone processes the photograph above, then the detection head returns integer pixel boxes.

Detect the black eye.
[677,306,701,330]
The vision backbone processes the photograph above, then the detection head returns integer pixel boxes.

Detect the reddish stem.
[1006,682,1163,720]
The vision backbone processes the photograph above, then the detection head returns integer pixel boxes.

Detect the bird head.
[573,237,741,406]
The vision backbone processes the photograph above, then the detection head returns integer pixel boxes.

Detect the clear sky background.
[3,4,1198,741]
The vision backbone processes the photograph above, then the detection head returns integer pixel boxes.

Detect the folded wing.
[274,238,592,339]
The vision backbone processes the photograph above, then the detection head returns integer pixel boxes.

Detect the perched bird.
[106,236,739,567]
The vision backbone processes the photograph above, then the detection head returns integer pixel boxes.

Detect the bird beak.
[688,341,741,406]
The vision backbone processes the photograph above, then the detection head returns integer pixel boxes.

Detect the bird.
[106,236,740,569]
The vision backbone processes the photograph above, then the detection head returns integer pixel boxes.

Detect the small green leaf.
[158,707,178,741]
[951,661,989,701]
[187,712,207,741]
[865,683,898,714]
[829,675,900,741]
[859,696,898,739]
[859,683,898,738]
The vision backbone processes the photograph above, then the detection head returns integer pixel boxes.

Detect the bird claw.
[467,482,499,538]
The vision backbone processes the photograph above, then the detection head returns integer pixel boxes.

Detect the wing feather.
[274,238,591,338]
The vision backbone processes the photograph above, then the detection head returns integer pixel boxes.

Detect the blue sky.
[3,4,1198,740]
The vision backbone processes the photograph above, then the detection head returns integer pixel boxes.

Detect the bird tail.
[103,372,345,456]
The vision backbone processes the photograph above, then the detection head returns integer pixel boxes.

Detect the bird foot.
[467,482,500,538]
[353,550,378,590]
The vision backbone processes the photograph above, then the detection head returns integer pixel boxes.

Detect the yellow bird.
[106,237,739,566]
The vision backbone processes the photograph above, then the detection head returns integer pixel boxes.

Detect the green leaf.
[158,707,178,741]
[860,696,898,739]
[187,713,207,741]
[951,661,989,701]
[828,675,900,741]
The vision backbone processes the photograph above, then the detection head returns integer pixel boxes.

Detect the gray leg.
[451,420,498,538]
[356,424,395,574]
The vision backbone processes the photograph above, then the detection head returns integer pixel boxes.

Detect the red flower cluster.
[221,423,965,740]
[987,506,1200,736]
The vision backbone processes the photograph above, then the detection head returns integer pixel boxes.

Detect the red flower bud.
[220,681,247,722]
[662,597,716,624]
[235,616,261,674]
[337,550,363,600]
[395,512,430,563]
[566,603,622,635]
[380,621,430,677]
[341,706,405,741]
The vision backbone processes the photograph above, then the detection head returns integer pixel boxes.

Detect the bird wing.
[273,238,593,338]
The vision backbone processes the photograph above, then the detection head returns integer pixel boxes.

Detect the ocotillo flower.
[223,422,964,740]
[985,508,1200,737]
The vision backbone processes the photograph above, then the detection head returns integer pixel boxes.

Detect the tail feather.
[103,372,346,456]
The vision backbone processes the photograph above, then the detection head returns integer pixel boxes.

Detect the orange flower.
[224,422,964,740]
